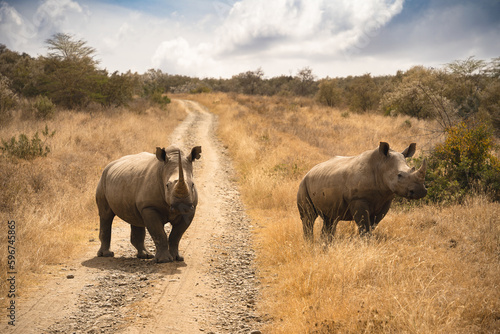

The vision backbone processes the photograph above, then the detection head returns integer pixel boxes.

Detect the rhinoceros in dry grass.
[297,142,427,242]
[96,145,201,262]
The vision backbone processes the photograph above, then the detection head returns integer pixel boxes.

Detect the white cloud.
[0,1,22,26]
[82,6,185,73]
[6,0,494,79]
[0,0,92,58]
[0,1,36,50]
[101,22,133,51]
[32,0,88,37]
[215,0,403,57]
[152,37,216,76]
[1,0,406,77]
[151,0,404,77]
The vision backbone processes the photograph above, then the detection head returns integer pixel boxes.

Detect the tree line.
[133,57,500,135]
[1,34,498,133]
[1,33,499,202]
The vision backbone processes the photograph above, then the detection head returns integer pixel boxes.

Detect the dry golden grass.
[187,93,500,333]
[0,101,185,305]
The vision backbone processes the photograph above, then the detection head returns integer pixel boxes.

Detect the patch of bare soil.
[2,100,264,334]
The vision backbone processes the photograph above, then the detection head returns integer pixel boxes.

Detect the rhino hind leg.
[301,214,317,242]
[96,188,116,257]
[297,183,318,242]
[298,204,317,242]
[97,214,115,257]
[321,216,338,243]
[130,225,154,259]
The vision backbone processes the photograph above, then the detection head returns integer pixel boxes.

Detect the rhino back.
[101,152,165,225]
[303,156,354,218]
[306,156,364,191]
[303,151,391,219]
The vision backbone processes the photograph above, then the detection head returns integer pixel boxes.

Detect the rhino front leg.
[130,225,154,259]
[350,201,372,236]
[142,208,173,263]
[169,213,194,261]
[370,200,392,231]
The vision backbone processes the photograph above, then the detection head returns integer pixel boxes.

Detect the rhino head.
[156,146,202,218]
[379,142,427,200]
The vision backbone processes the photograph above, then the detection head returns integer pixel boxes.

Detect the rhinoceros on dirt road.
[297,142,427,242]
[96,145,201,262]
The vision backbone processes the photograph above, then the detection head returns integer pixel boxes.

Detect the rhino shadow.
[81,256,186,275]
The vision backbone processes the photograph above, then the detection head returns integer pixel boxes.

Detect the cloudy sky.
[1,0,499,78]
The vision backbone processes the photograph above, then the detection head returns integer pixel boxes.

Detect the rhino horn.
[174,150,189,198]
[416,158,427,180]
[178,150,184,182]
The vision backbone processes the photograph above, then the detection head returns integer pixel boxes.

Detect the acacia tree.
[445,56,487,117]
[41,33,102,108]
[294,67,317,96]
[46,33,97,62]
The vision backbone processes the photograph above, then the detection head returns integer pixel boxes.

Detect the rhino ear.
[402,143,416,158]
[379,142,390,156]
[156,147,168,162]
[189,146,202,162]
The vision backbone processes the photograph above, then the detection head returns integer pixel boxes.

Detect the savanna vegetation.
[186,92,499,333]
[0,100,186,303]
[1,33,499,332]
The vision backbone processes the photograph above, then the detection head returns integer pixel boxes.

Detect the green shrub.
[346,74,380,112]
[190,85,212,94]
[424,121,500,203]
[379,80,436,119]
[151,89,171,105]
[316,79,343,107]
[33,95,55,119]
[1,125,55,160]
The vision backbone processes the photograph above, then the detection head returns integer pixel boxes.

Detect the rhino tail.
[297,179,318,219]
[298,179,319,241]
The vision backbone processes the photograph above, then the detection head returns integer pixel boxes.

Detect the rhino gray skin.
[297,142,427,242]
[96,145,201,263]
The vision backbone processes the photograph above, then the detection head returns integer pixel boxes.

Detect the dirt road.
[3,100,263,333]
